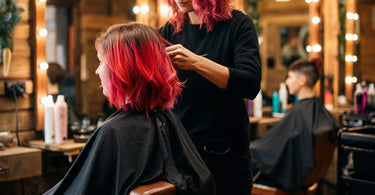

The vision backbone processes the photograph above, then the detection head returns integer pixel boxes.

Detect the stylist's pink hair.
[164,0,233,33]
[95,22,182,114]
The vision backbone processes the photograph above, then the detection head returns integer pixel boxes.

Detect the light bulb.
[345,34,353,41]
[41,96,49,105]
[141,5,149,14]
[345,76,353,84]
[345,55,352,62]
[352,55,358,62]
[39,62,49,70]
[38,28,48,37]
[312,44,321,52]
[312,16,320,24]
[306,45,312,53]
[160,5,169,16]
[352,77,358,83]
[133,6,140,14]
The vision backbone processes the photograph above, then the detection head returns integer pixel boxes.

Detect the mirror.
[258,0,309,99]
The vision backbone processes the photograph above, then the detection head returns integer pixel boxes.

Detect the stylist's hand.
[166,44,202,71]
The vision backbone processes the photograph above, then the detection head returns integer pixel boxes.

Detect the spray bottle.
[279,83,288,113]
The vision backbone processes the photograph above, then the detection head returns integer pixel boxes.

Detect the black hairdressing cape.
[44,109,215,195]
[250,98,340,193]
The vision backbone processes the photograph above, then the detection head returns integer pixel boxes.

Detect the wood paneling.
[358,0,375,82]
[0,110,35,132]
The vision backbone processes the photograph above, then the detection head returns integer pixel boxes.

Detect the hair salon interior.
[0,0,374,194]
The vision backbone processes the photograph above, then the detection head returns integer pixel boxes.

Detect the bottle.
[361,82,367,113]
[44,95,55,144]
[354,83,363,114]
[247,99,253,117]
[253,91,263,118]
[368,83,375,111]
[324,89,333,110]
[96,114,104,128]
[54,95,68,144]
[272,91,279,114]
[279,83,288,113]
[295,95,299,103]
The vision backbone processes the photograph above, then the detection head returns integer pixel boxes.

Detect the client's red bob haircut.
[95,22,182,113]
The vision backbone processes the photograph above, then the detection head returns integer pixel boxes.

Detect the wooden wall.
[358,0,375,82]
[0,0,37,145]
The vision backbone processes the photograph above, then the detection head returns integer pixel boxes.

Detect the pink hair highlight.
[96,23,182,114]
[165,0,233,33]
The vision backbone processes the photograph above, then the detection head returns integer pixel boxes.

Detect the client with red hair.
[45,22,215,195]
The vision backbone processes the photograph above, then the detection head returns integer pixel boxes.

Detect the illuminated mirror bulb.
[345,55,352,62]
[141,5,149,14]
[133,6,140,14]
[160,5,169,16]
[347,12,354,19]
[345,76,353,84]
[305,0,312,3]
[312,0,319,2]
[352,55,358,62]
[352,77,358,83]
[306,45,312,53]
[41,96,49,105]
[312,16,320,24]
[39,0,46,2]
[345,34,353,41]
[312,44,321,52]
[39,62,49,70]
[352,34,358,41]
[353,13,359,20]
[38,28,48,37]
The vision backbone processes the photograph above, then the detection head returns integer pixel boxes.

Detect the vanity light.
[160,5,169,16]
[346,12,354,19]
[305,0,312,3]
[345,33,353,41]
[312,44,321,52]
[39,62,49,70]
[352,34,358,41]
[352,76,358,83]
[306,45,312,53]
[312,0,319,2]
[40,96,49,105]
[140,5,150,14]
[133,6,140,14]
[312,16,320,24]
[38,28,48,37]
[345,55,353,62]
[345,76,353,84]
[352,55,358,62]
[353,13,359,20]
[39,0,46,2]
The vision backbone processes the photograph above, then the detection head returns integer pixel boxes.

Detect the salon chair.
[252,131,336,195]
[130,181,176,195]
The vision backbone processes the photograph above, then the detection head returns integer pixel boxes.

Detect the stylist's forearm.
[195,56,229,89]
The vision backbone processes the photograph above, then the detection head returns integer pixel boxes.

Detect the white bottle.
[368,83,375,109]
[44,95,55,144]
[253,91,263,118]
[54,95,68,144]
[279,83,288,113]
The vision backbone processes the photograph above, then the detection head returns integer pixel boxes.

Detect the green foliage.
[0,0,24,51]
[243,0,263,35]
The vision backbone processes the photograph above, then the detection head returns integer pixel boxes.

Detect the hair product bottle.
[44,95,55,144]
[54,95,68,144]
[361,82,367,113]
[368,83,375,111]
[279,83,288,113]
[354,83,363,114]
[272,91,279,115]
[253,91,263,118]
[247,99,253,117]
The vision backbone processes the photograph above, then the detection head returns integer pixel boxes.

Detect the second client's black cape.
[44,109,215,195]
[250,98,340,193]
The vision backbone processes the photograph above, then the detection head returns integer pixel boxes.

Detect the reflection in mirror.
[280,25,309,69]
[45,3,80,128]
